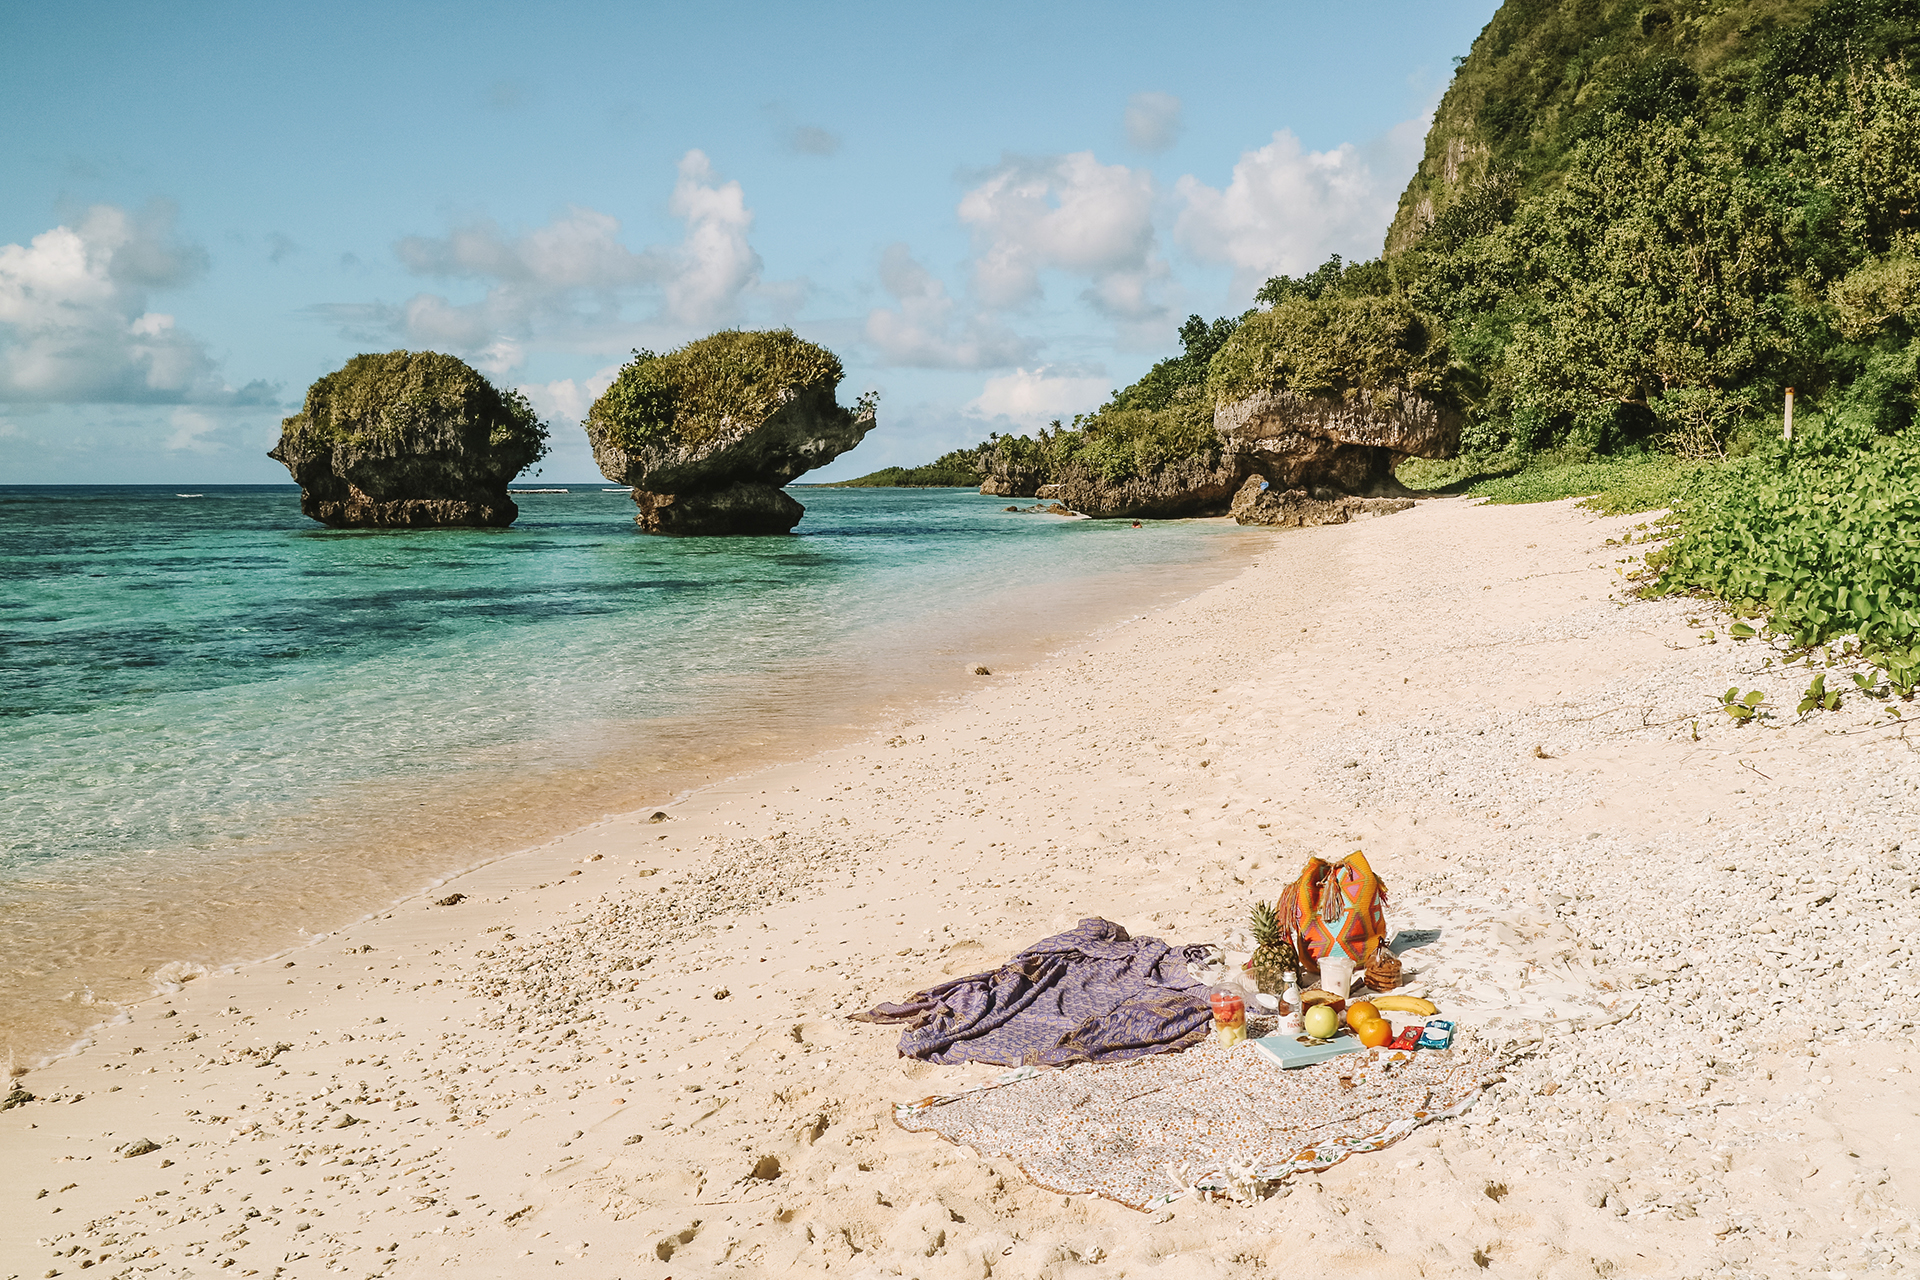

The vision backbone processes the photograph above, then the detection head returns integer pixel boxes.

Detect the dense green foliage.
[588,329,847,454]
[992,318,1234,488]
[832,448,984,487]
[280,351,548,465]
[1366,0,1920,665]
[872,0,1920,549]
[1253,254,1393,307]
[1209,294,1452,411]
[1387,0,1920,459]
[1053,385,1223,486]
[1654,416,1920,646]
[869,314,1237,491]
[1105,314,1241,413]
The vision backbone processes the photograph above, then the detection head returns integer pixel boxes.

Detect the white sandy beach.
[6,495,1918,1280]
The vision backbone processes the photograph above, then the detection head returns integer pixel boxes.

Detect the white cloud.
[965,365,1111,428]
[0,204,273,405]
[162,407,224,453]
[1173,114,1429,294]
[957,152,1166,320]
[326,151,773,376]
[662,151,763,328]
[516,363,623,424]
[394,205,660,290]
[863,243,1033,369]
[1124,91,1183,152]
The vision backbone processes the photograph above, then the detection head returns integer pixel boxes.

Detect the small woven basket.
[1363,943,1402,992]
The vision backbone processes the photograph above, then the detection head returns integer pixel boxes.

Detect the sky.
[0,0,1500,484]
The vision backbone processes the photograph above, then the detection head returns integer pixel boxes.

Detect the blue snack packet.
[1418,1019,1454,1050]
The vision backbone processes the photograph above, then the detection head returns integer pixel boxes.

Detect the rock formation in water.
[269,351,549,528]
[584,330,874,535]
[979,475,1039,498]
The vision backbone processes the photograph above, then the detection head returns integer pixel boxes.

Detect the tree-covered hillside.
[1390,0,1920,457]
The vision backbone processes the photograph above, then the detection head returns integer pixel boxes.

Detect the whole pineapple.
[1247,899,1298,994]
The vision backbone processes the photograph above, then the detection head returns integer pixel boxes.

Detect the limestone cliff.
[269,351,548,529]
[1046,452,1251,520]
[1215,385,1461,499]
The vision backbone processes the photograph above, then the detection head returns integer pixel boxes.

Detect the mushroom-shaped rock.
[1209,295,1458,507]
[585,331,875,535]
[269,351,549,528]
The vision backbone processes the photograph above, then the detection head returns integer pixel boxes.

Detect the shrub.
[587,329,846,454]
[1059,385,1222,485]
[1207,294,1452,411]
[279,350,547,467]
[834,449,984,487]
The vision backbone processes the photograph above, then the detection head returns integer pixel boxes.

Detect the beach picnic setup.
[856,851,1500,1208]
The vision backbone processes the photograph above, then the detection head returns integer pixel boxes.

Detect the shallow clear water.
[0,484,1265,1057]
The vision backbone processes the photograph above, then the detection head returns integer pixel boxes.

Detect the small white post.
[1784,387,1794,441]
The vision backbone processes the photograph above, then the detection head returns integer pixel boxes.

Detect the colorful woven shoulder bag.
[1280,851,1389,966]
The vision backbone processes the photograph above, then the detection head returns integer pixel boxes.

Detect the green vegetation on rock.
[1054,385,1223,486]
[866,0,1920,566]
[856,315,1239,495]
[277,350,547,467]
[588,329,848,454]
[1208,294,1451,412]
[1365,0,1920,652]
[1107,314,1242,413]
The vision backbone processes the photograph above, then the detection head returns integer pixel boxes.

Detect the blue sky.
[0,0,1498,484]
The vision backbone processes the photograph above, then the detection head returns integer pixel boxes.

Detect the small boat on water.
[176,493,205,498]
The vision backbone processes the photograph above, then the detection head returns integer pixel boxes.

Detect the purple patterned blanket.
[850,918,1214,1066]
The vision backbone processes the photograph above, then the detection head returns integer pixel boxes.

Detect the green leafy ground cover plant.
[588,330,844,454]
[1653,418,1920,648]
[1397,451,1700,515]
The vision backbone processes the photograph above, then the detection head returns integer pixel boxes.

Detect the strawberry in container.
[1208,985,1247,1047]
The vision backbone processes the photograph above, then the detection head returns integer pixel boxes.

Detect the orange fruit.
[1356,1018,1392,1048]
[1345,1001,1380,1031]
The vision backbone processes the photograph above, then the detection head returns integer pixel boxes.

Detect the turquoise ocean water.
[0,484,1265,1058]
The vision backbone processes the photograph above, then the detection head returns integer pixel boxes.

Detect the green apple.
[1303,1004,1339,1039]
